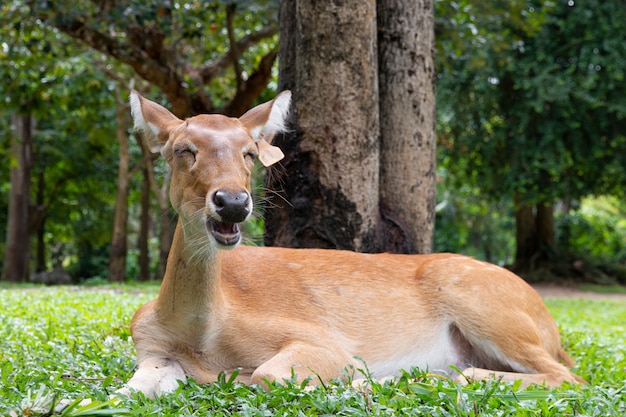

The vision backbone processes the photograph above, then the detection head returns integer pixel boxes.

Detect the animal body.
[122,90,583,397]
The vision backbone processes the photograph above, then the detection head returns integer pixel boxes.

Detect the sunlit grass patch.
[2,285,625,416]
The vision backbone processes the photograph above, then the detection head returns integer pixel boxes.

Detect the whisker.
[260,187,293,208]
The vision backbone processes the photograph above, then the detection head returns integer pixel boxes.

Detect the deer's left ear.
[239,90,291,167]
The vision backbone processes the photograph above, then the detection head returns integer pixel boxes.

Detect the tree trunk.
[536,202,557,257]
[377,0,436,253]
[108,100,130,283]
[513,196,557,272]
[33,166,47,272]
[514,199,537,271]
[137,165,151,281]
[266,0,381,251]
[137,134,172,279]
[2,113,34,282]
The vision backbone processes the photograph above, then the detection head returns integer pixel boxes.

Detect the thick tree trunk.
[108,101,130,283]
[513,196,557,272]
[2,114,34,282]
[266,0,381,251]
[536,203,556,252]
[514,200,537,271]
[377,0,436,253]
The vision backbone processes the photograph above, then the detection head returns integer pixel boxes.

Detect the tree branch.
[34,4,278,117]
[40,11,192,116]
[197,24,278,84]
[222,49,278,117]
[226,4,243,90]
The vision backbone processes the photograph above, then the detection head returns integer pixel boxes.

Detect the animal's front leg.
[250,342,357,389]
[117,356,187,398]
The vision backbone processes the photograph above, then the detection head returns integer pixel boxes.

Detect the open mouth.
[208,218,241,247]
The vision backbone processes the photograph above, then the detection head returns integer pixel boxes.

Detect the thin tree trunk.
[157,183,173,279]
[266,0,381,251]
[2,113,34,282]
[108,99,131,283]
[34,167,46,272]
[137,165,151,281]
[377,0,436,253]
[137,134,172,280]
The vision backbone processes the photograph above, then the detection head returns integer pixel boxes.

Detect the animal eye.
[244,152,256,162]
[174,146,196,163]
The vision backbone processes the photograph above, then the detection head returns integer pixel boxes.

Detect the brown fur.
[121,91,584,398]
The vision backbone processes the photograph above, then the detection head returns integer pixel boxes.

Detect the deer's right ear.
[129,90,183,154]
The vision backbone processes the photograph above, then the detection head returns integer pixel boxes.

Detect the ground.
[533,283,626,300]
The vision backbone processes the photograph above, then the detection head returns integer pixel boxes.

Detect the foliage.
[0,0,279,282]
[26,0,280,116]
[435,191,626,272]
[557,196,626,264]
[1,284,625,415]
[0,2,122,279]
[434,168,516,265]
[436,0,626,204]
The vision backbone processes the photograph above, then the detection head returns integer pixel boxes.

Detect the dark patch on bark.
[379,204,414,254]
[264,138,365,250]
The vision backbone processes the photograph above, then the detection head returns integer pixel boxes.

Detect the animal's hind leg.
[458,343,584,387]
[456,350,585,387]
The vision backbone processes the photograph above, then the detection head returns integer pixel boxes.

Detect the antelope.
[122,90,584,398]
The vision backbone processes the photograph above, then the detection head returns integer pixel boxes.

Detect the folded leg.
[250,342,357,389]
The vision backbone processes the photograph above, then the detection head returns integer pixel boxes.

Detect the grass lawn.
[1,283,625,416]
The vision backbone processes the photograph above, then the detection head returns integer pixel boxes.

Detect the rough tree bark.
[377,0,436,253]
[266,0,436,253]
[266,0,381,251]
[2,114,34,282]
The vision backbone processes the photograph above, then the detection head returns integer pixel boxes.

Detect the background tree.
[1,7,117,282]
[267,0,436,253]
[1,1,281,282]
[3,113,33,282]
[437,0,626,272]
[108,90,132,283]
[3,0,625,284]
[30,0,280,118]
[30,0,282,281]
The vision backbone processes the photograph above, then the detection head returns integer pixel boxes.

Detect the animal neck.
[155,219,224,324]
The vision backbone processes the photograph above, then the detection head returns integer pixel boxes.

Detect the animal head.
[129,91,291,248]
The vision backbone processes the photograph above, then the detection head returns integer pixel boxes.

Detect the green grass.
[1,284,625,416]
[577,284,626,294]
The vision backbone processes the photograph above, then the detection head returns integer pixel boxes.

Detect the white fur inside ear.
[129,91,162,153]
[129,92,161,137]
[255,91,291,141]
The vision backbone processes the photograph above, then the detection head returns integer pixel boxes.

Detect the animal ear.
[239,90,291,167]
[129,90,183,153]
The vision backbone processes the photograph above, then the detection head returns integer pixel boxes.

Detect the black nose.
[213,190,251,223]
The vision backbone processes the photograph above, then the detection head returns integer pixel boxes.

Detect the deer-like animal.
[123,90,583,397]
